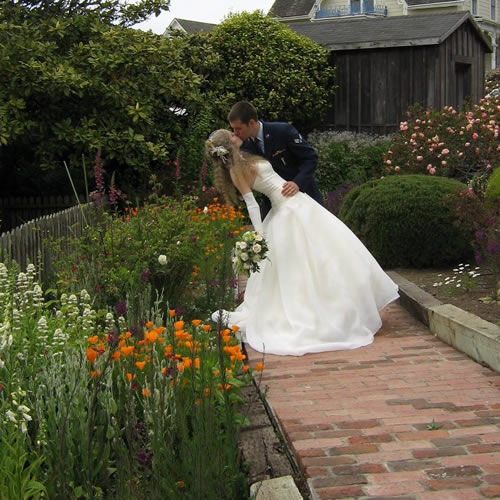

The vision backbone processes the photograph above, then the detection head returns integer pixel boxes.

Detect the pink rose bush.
[384,95,499,187]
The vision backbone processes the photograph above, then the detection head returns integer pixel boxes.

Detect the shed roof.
[270,0,316,18]
[285,11,492,51]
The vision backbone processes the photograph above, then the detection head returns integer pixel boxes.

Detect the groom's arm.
[283,124,318,191]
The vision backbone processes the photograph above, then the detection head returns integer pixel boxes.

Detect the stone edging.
[388,271,500,373]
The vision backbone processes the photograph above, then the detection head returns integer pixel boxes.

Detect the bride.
[206,129,399,357]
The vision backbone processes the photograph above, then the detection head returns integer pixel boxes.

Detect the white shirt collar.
[256,121,264,143]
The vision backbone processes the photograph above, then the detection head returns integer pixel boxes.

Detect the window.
[351,0,361,14]
[472,0,477,15]
[492,0,496,20]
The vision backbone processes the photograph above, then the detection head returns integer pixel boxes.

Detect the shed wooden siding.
[328,21,487,133]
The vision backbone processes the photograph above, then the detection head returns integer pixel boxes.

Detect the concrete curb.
[388,270,500,373]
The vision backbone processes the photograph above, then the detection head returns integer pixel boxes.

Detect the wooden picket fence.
[0,203,91,286]
[0,194,86,233]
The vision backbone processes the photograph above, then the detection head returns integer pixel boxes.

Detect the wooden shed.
[286,12,493,134]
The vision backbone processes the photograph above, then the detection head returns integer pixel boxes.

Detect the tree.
[0,0,170,26]
[206,11,336,132]
[0,15,211,197]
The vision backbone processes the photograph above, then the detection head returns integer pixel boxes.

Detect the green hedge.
[339,174,474,268]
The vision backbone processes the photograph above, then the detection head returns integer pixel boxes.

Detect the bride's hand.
[231,134,243,149]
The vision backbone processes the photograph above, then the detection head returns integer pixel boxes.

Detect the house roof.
[269,0,316,18]
[285,11,492,51]
[166,18,216,34]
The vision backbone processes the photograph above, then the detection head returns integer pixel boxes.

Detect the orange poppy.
[142,388,151,397]
[174,320,184,331]
[135,361,147,370]
[87,335,98,344]
[121,345,135,356]
[86,348,98,364]
[111,350,121,360]
[256,363,264,372]
[191,319,201,327]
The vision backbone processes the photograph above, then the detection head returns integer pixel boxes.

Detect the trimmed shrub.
[339,174,473,268]
[485,167,500,207]
[308,130,390,194]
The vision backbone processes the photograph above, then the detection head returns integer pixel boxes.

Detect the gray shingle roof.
[285,12,492,51]
[270,0,316,18]
[171,18,216,34]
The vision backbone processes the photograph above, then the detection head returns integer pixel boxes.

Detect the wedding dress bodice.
[252,161,289,208]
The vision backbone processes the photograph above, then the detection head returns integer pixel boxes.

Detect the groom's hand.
[281,181,299,197]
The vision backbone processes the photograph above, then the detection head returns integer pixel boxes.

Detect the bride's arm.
[229,168,263,233]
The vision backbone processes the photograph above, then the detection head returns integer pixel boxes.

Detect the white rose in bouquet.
[239,241,247,249]
[240,253,249,261]
[243,263,251,269]
[254,233,263,242]
[252,243,262,253]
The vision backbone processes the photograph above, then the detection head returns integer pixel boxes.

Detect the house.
[164,18,216,36]
[270,0,499,69]
[281,12,493,133]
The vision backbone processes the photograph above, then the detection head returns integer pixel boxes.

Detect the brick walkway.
[245,302,500,499]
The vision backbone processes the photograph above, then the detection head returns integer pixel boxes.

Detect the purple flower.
[211,280,220,287]
[487,242,500,255]
[475,231,485,241]
[226,232,234,239]
[116,301,127,317]
[141,269,151,282]
[107,331,117,347]
[474,252,482,264]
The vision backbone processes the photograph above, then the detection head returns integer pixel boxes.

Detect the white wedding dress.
[215,160,399,357]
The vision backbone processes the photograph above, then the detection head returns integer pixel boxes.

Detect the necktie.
[254,137,264,155]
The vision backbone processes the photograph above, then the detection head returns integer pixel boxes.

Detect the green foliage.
[384,97,500,185]
[339,175,473,268]
[206,11,336,131]
[0,16,209,198]
[0,0,170,27]
[308,130,390,193]
[485,167,500,206]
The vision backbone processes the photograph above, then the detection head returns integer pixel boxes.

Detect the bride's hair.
[205,129,259,206]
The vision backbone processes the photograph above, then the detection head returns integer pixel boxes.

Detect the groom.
[227,101,324,219]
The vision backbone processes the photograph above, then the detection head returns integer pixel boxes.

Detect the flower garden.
[0,192,268,499]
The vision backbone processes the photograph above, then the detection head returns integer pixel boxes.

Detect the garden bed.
[392,266,498,325]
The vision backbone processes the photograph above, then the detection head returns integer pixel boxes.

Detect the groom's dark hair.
[228,101,259,125]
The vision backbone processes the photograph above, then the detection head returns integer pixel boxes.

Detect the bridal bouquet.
[232,231,269,278]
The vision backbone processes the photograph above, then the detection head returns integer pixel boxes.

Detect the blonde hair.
[205,129,259,206]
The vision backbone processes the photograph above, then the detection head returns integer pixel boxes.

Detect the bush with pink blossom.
[384,95,499,187]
